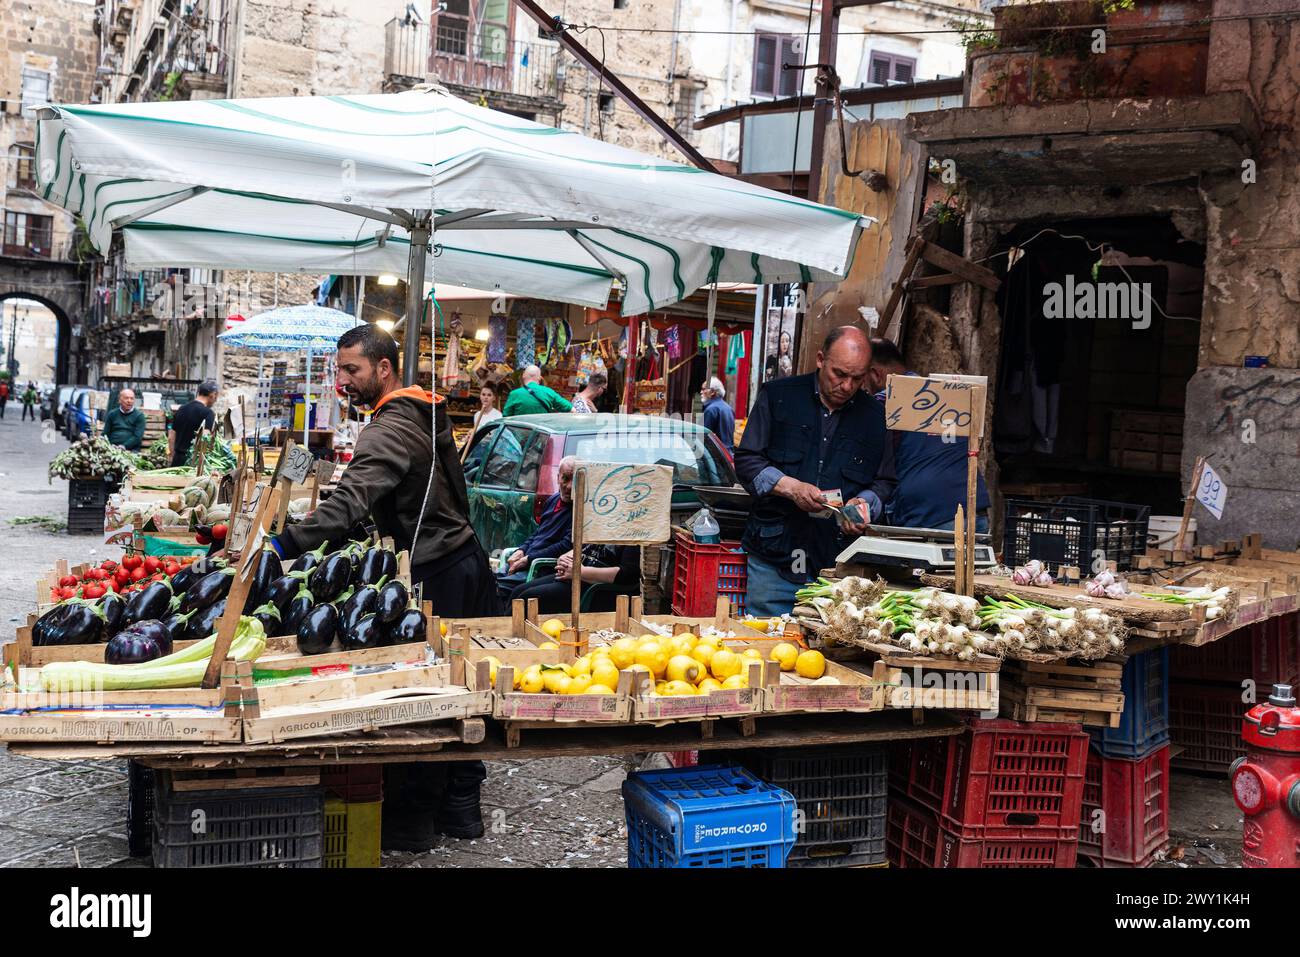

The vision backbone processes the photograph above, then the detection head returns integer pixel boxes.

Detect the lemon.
[741,647,765,661]
[695,634,723,650]
[538,641,559,651]
[552,675,574,695]
[542,668,570,693]
[439,621,448,637]
[591,658,621,691]
[541,618,566,639]
[610,637,639,669]
[663,680,698,696]
[710,649,742,680]
[565,674,594,695]
[519,670,546,694]
[637,633,662,645]
[722,673,748,690]
[770,642,799,672]
[590,646,613,660]
[667,635,696,658]
[586,684,615,695]
[512,669,524,691]
[666,655,703,684]
[655,681,670,695]
[795,650,827,679]
[697,677,724,694]
[635,643,669,678]
[571,654,593,677]
[689,644,716,670]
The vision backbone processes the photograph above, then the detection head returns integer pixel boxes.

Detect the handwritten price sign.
[884,374,987,437]
[1195,460,1227,520]
[580,463,672,544]
[279,444,314,485]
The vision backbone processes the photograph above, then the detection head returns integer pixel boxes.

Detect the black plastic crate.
[153,777,324,868]
[127,761,154,858]
[1002,496,1150,573]
[67,478,108,535]
[719,744,888,867]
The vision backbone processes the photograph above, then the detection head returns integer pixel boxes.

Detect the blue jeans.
[744,553,805,618]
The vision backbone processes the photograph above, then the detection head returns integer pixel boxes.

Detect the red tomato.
[58,586,77,600]
[101,560,118,571]
[211,523,228,541]
[122,554,143,571]
[114,568,131,586]
[164,561,181,577]
[82,583,106,599]
[129,566,148,582]
[58,575,78,588]
[142,556,161,574]
[195,533,212,546]
[110,579,125,593]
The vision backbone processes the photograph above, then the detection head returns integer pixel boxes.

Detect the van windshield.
[564,430,735,487]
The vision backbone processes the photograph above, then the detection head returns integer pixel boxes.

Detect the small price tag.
[1196,461,1227,520]
[280,444,314,485]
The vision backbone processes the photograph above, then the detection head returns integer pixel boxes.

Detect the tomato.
[82,583,106,600]
[58,575,78,588]
[181,556,196,565]
[143,556,162,574]
[114,568,131,585]
[58,586,78,600]
[164,561,181,577]
[122,554,143,571]
[195,532,212,546]
[110,579,125,593]
[129,566,148,582]
[101,560,117,571]
[211,523,228,541]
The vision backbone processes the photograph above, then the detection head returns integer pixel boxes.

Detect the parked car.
[49,385,76,427]
[460,413,738,560]
[63,387,94,439]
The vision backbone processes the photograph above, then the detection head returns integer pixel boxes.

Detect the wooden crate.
[998,657,1125,727]
[243,686,490,745]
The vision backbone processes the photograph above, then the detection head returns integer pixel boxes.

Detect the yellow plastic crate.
[324,798,382,869]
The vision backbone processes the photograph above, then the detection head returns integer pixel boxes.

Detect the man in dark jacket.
[496,455,576,599]
[700,377,736,455]
[269,322,499,848]
[734,326,896,616]
[104,389,146,451]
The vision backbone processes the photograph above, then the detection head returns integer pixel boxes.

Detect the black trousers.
[509,573,633,614]
[386,540,501,814]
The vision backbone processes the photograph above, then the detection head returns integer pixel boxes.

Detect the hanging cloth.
[515,316,536,369]
[725,330,747,375]
[443,314,463,388]
[487,314,508,364]
[663,324,682,359]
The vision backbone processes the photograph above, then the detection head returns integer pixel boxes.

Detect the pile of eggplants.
[29,542,428,657]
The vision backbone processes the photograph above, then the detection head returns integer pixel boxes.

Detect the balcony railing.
[384,18,562,102]
[145,11,230,99]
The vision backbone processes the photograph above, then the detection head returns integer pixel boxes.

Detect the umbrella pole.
[404,218,431,387]
[257,352,264,440]
[304,347,312,448]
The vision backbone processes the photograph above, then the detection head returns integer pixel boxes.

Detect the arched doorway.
[0,292,71,385]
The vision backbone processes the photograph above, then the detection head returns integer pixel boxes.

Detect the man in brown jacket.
[269,322,499,847]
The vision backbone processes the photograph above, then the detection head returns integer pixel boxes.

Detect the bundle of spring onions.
[796,578,1126,661]
[1140,585,1234,620]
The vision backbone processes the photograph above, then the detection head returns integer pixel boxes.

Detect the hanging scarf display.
[726,330,747,375]
[663,324,682,359]
[487,314,508,364]
[515,316,536,369]
[443,314,463,388]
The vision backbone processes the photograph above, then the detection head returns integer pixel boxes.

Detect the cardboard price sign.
[1195,460,1227,520]
[885,374,988,437]
[578,463,673,545]
[279,443,315,485]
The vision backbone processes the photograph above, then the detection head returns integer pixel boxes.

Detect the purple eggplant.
[309,551,353,602]
[248,546,284,609]
[389,605,428,645]
[161,608,198,646]
[178,567,236,616]
[289,539,329,575]
[32,600,104,646]
[342,613,389,651]
[340,577,387,637]
[263,573,303,614]
[281,584,315,638]
[188,597,227,642]
[251,602,282,637]
[106,619,171,664]
[297,602,338,656]
[169,557,226,597]
[359,547,398,586]
[375,581,409,625]
[123,580,173,626]
[99,591,127,639]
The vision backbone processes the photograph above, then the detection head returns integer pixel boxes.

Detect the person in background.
[735,326,895,616]
[0,379,8,419]
[21,382,37,422]
[502,364,572,416]
[496,455,576,599]
[509,543,640,614]
[700,376,736,455]
[868,338,990,534]
[473,384,501,432]
[570,372,606,414]
[104,388,146,451]
[266,322,497,848]
[169,381,218,466]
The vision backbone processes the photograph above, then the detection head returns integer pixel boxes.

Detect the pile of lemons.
[498,631,829,696]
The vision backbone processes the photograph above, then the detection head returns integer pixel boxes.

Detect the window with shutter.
[20,67,50,117]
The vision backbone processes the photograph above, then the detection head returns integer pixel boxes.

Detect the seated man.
[509,543,640,614]
[496,456,576,599]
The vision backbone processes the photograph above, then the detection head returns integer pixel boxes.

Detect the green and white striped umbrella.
[35,88,869,319]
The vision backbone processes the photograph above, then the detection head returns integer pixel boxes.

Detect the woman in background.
[473,384,502,431]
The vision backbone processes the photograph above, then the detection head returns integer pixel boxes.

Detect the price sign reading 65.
[580,463,673,544]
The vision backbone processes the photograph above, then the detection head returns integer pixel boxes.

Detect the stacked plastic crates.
[719,745,888,867]
[321,764,383,868]
[671,534,748,616]
[1169,614,1298,774]
[1079,649,1171,867]
[623,765,798,867]
[888,718,1088,867]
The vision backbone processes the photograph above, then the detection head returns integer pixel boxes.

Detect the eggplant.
[99,591,127,639]
[179,568,236,616]
[310,551,353,603]
[251,602,283,637]
[263,573,303,614]
[281,586,315,637]
[358,547,386,586]
[124,580,174,626]
[248,546,284,610]
[188,598,227,642]
[32,600,103,646]
[162,608,198,646]
[389,605,428,645]
[169,558,225,597]
[375,581,409,625]
[297,602,338,656]
[342,613,389,651]
[106,619,172,664]
[289,539,329,575]
[340,582,383,638]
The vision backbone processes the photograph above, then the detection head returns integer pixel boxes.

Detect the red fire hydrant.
[1231,684,1300,867]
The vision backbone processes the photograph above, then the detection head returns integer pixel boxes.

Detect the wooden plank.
[243,687,491,745]
[917,239,1001,291]
[878,234,925,333]
[202,485,278,688]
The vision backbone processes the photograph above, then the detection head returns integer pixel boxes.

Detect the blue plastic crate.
[1090,648,1169,759]
[623,765,798,868]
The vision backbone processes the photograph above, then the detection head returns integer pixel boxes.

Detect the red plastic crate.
[891,718,1089,839]
[671,534,748,617]
[887,796,1078,868]
[320,764,383,803]
[665,751,699,768]
[1169,681,1248,774]
[1079,745,1170,867]
[1170,613,1299,687]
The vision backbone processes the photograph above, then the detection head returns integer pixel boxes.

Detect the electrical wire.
[789,0,816,196]
[568,23,611,141]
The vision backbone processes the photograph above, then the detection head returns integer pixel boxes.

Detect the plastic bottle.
[692,507,721,545]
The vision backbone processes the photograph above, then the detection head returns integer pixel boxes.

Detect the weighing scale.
[836,524,998,574]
